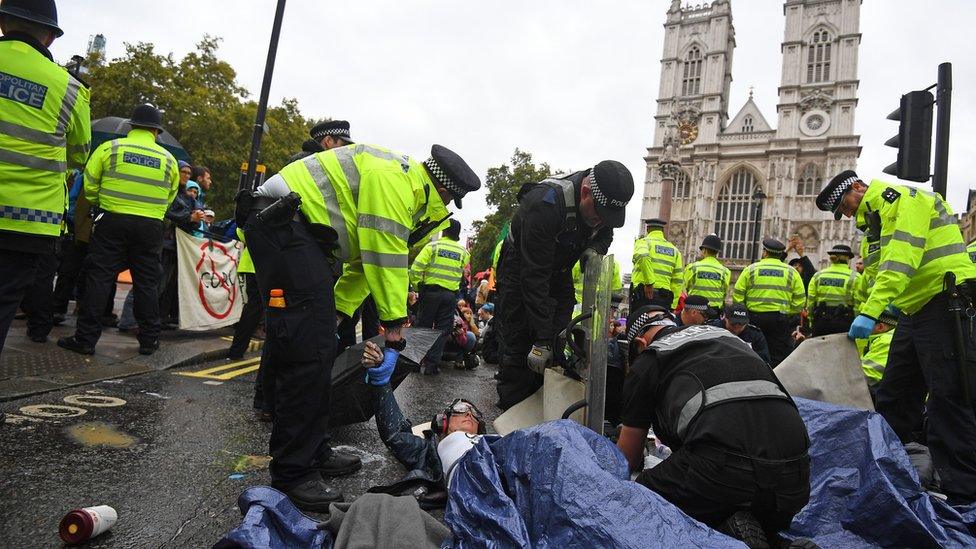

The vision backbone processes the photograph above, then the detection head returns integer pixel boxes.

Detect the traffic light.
[883,90,934,182]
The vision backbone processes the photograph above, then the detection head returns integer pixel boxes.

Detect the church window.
[806,30,832,83]
[742,115,754,132]
[797,163,821,196]
[671,170,691,200]
[714,168,759,260]
[682,47,703,96]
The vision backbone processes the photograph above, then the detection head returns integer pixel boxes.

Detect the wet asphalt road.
[0,353,499,548]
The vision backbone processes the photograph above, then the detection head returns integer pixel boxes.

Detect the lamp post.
[750,187,766,263]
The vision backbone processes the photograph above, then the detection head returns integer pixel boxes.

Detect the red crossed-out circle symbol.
[195,240,240,319]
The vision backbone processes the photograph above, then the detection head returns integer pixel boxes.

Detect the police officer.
[410,219,469,375]
[709,303,772,365]
[631,218,682,310]
[678,294,713,326]
[242,143,479,510]
[805,244,858,336]
[968,240,976,263]
[0,0,90,354]
[733,238,806,366]
[495,160,634,410]
[571,257,623,306]
[58,105,178,356]
[682,233,730,309]
[858,306,899,396]
[617,307,809,546]
[818,169,976,504]
[310,119,353,150]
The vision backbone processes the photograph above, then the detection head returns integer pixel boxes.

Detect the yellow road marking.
[175,357,261,380]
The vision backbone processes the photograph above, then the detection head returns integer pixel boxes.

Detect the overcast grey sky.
[52,1,976,271]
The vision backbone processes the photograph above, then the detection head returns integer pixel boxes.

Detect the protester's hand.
[848,315,877,340]
[794,239,805,256]
[527,342,552,374]
[408,291,419,306]
[365,346,398,386]
[191,210,205,222]
[362,340,383,366]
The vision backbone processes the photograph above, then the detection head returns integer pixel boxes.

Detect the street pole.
[932,62,952,199]
[241,0,287,192]
[750,189,766,263]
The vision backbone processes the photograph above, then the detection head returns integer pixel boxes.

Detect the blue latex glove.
[848,314,877,340]
[365,348,399,386]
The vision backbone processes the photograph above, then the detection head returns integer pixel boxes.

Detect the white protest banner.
[176,230,245,331]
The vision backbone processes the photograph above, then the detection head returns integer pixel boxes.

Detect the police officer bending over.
[818,169,976,504]
[241,143,479,511]
[617,306,810,547]
[495,161,634,410]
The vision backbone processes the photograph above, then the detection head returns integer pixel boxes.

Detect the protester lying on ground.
[617,306,810,547]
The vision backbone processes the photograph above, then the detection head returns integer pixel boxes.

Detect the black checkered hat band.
[591,166,627,209]
[424,158,463,197]
[311,128,351,140]
[827,176,857,210]
[626,311,676,343]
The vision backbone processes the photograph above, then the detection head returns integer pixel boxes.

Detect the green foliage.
[86,36,317,219]
[469,149,556,271]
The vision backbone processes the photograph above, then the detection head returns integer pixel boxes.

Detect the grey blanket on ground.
[320,493,451,549]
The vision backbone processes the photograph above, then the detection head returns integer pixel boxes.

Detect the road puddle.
[66,422,137,448]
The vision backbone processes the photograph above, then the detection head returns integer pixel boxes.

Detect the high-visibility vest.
[274,143,448,322]
[0,38,91,237]
[855,180,976,318]
[235,227,254,274]
[84,129,178,219]
[572,258,622,304]
[806,261,858,309]
[733,257,806,314]
[410,236,469,291]
[968,241,976,263]
[682,255,731,308]
[632,229,683,308]
[858,330,892,385]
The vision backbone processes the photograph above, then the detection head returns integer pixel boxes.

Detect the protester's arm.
[617,426,649,473]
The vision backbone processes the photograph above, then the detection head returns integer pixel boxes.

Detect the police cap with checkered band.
[817,169,861,220]
[589,160,634,229]
[309,120,353,144]
[423,144,481,208]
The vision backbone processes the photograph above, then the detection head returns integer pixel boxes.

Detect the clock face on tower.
[678,121,698,145]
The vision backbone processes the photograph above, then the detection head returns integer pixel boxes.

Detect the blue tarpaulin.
[218,399,976,548]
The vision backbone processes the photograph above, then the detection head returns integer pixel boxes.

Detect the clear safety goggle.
[449,399,483,420]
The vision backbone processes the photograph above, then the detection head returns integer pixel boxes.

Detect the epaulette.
[881,187,901,204]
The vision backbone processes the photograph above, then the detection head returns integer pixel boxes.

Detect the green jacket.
[855,180,976,318]
[733,257,806,314]
[0,37,90,238]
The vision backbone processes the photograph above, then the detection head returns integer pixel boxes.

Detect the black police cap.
[724,303,749,325]
[762,238,786,254]
[0,0,63,37]
[128,104,164,131]
[443,218,462,240]
[700,233,722,253]
[817,170,860,220]
[424,144,481,208]
[590,160,634,229]
[645,218,667,229]
[683,295,711,312]
[310,120,352,143]
[827,244,855,258]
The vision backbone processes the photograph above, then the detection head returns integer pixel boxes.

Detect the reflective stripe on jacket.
[682,255,731,308]
[733,257,805,314]
[84,129,178,219]
[410,237,469,291]
[806,262,858,309]
[632,229,683,308]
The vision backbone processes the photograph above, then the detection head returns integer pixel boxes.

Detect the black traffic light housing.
[883,90,934,183]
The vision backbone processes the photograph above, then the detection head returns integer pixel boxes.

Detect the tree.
[85,37,318,219]
[469,149,556,271]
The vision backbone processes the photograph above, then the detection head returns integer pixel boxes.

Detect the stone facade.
[641,0,863,272]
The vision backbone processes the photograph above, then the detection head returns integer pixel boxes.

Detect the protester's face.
[447,412,480,435]
[199,172,212,190]
[204,215,214,223]
[187,188,198,199]
[179,167,191,184]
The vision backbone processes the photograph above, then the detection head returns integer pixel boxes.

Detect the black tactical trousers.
[0,248,43,355]
[750,311,795,367]
[229,273,264,359]
[53,239,116,317]
[75,213,163,348]
[630,285,674,312]
[245,213,337,489]
[415,287,457,367]
[875,292,976,503]
[20,251,59,339]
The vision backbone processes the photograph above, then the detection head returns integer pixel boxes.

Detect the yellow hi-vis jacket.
[632,229,683,308]
[274,143,449,322]
[853,236,877,314]
[0,37,90,237]
[806,261,858,310]
[856,180,976,318]
[410,236,469,292]
[682,255,731,308]
[733,257,806,314]
[858,329,892,386]
[84,129,179,219]
[571,258,623,304]
[968,241,976,263]
[235,227,254,274]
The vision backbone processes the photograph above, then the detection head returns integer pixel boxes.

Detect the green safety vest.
[571,258,622,304]
[275,143,448,322]
[410,236,469,291]
[855,180,976,318]
[733,257,806,314]
[235,227,254,274]
[858,330,892,385]
[853,236,876,315]
[632,229,683,308]
[806,261,858,309]
[0,38,91,237]
[682,255,731,308]
[84,129,178,219]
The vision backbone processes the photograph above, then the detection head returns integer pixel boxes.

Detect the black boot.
[138,340,160,356]
[314,451,363,477]
[57,336,94,355]
[717,511,770,549]
[280,478,343,512]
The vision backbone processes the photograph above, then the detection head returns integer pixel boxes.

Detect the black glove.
[580,248,600,268]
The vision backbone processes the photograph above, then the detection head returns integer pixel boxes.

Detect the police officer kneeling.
[617,306,810,547]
